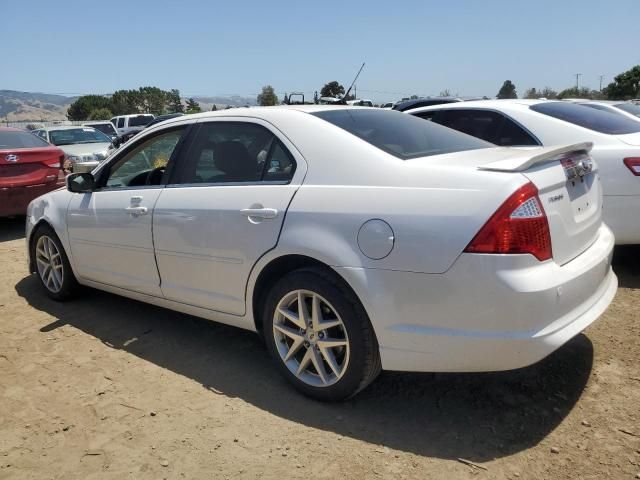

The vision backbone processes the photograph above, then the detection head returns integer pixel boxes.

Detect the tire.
[31,224,80,301]
[263,267,381,401]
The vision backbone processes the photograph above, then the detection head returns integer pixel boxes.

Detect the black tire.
[263,267,381,401]
[31,224,80,301]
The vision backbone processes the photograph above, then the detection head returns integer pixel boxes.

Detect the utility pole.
[575,73,582,89]
[599,75,604,92]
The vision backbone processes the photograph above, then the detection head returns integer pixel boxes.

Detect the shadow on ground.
[613,245,640,289]
[16,274,594,463]
[0,217,25,242]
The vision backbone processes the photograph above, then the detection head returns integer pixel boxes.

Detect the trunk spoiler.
[478,142,593,172]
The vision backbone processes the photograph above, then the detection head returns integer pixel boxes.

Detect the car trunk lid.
[617,132,640,147]
[479,142,602,265]
[0,147,64,188]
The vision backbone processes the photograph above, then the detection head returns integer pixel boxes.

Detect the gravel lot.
[1,216,639,479]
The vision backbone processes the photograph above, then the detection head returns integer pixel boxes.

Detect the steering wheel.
[145,166,166,185]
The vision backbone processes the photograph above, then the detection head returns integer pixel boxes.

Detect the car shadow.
[613,245,640,289]
[0,216,26,242]
[15,275,593,462]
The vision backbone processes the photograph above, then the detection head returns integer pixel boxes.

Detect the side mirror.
[66,172,96,193]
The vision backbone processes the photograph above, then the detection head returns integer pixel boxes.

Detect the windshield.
[0,130,51,149]
[614,103,640,118]
[312,109,491,160]
[86,123,117,135]
[530,102,640,135]
[128,115,154,127]
[49,128,111,146]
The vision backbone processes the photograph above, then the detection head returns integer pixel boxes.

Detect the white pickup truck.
[110,114,155,136]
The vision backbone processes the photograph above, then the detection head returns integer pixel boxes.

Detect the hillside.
[0,90,76,122]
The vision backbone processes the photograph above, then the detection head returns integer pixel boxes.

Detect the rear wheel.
[263,268,381,401]
[32,225,79,301]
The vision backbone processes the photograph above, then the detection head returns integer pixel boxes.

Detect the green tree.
[137,86,167,115]
[540,87,558,99]
[439,89,451,97]
[557,86,603,99]
[211,104,217,111]
[283,93,289,104]
[604,65,640,100]
[110,89,139,115]
[166,89,184,113]
[410,94,419,99]
[320,81,345,98]
[67,95,112,120]
[524,87,539,99]
[88,108,113,120]
[185,98,201,113]
[257,85,279,106]
[497,80,518,99]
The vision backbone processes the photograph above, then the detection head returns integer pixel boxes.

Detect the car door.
[152,118,307,315]
[66,125,189,295]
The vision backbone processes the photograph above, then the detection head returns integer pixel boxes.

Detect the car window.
[614,103,640,118]
[87,123,117,136]
[174,122,295,184]
[0,130,50,148]
[530,102,640,135]
[412,110,440,121]
[494,114,539,146]
[313,109,491,159]
[103,129,184,188]
[117,118,125,128]
[129,115,154,127]
[48,128,111,146]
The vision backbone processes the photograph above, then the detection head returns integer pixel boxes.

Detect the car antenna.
[339,63,365,104]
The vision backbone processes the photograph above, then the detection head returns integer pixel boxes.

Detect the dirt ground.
[0,216,639,480]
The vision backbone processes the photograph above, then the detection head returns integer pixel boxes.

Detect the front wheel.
[32,225,79,301]
[263,268,381,401]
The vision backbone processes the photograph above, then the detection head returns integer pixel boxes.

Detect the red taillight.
[623,157,640,176]
[43,155,63,169]
[465,182,552,261]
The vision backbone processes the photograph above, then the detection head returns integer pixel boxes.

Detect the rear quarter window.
[530,102,640,135]
[313,109,491,160]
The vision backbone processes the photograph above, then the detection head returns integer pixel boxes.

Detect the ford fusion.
[25,107,617,400]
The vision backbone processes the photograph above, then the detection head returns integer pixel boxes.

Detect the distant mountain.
[0,90,76,122]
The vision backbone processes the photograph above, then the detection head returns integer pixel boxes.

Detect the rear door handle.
[240,207,278,219]
[125,206,148,216]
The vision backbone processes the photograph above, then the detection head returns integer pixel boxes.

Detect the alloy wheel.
[272,289,350,387]
[35,235,64,293]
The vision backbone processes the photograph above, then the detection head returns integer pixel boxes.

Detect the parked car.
[346,99,374,107]
[26,107,616,400]
[393,97,462,112]
[83,121,119,140]
[32,126,114,173]
[409,100,640,244]
[0,127,64,217]
[564,99,640,122]
[143,113,185,129]
[110,114,155,136]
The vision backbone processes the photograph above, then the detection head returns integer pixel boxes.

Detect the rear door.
[66,125,189,295]
[152,118,307,315]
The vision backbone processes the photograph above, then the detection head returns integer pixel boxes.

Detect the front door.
[152,119,306,315]
[66,127,187,295]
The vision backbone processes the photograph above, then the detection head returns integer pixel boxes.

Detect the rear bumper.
[603,194,640,244]
[0,182,60,217]
[335,224,616,372]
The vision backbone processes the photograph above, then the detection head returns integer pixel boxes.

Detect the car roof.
[40,125,99,131]
[406,98,549,114]
[83,121,111,124]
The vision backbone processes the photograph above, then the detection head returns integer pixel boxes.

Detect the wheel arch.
[249,254,371,337]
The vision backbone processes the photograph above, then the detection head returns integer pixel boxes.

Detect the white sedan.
[26,107,617,400]
[408,99,640,244]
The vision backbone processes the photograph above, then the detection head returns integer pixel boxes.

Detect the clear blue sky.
[3,0,639,103]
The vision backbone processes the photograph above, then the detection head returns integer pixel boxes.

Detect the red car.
[0,127,66,217]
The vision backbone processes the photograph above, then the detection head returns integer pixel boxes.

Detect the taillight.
[623,157,640,176]
[43,155,63,169]
[464,182,552,261]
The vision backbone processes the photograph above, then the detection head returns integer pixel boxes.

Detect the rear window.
[49,128,111,146]
[312,109,491,160]
[0,130,50,149]
[614,103,640,118]
[129,115,154,127]
[530,102,640,135]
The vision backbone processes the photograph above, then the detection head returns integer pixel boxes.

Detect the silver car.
[33,126,113,173]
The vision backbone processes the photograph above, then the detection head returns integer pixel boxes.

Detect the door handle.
[240,207,278,219]
[125,206,148,216]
